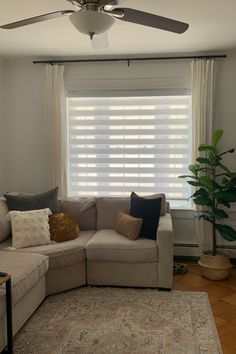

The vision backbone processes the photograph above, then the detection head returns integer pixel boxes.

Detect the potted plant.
[179,129,236,280]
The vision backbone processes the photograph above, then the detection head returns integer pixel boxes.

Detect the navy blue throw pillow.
[4,187,60,214]
[129,191,162,240]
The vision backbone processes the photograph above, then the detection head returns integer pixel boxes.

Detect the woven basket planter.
[198,253,232,280]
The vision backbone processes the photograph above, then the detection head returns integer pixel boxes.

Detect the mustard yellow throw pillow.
[49,212,80,243]
[115,212,143,240]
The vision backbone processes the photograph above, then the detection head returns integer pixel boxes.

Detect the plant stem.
[212,217,216,256]
[212,156,217,256]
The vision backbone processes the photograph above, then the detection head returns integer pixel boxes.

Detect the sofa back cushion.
[60,198,96,230]
[97,194,166,230]
[0,197,11,242]
[97,197,130,230]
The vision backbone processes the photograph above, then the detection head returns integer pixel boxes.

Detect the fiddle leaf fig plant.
[179,129,236,256]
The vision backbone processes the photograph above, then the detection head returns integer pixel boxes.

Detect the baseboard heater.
[174,242,236,263]
[174,242,236,249]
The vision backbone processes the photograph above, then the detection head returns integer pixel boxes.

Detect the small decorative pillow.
[130,192,162,240]
[7,208,52,249]
[49,213,80,243]
[115,212,143,240]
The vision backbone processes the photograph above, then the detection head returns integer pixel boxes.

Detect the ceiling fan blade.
[114,8,189,34]
[0,10,75,29]
[91,32,109,49]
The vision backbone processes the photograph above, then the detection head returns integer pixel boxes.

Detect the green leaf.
[212,208,229,219]
[188,164,201,175]
[221,177,231,186]
[198,176,217,192]
[214,191,236,203]
[178,175,197,179]
[222,177,236,189]
[217,198,231,208]
[187,181,203,187]
[215,224,236,241]
[228,186,236,193]
[192,188,209,198]
[198,144,217,153]
[212,129,223,146]
[193,196,212,206]
[196,157,212,165]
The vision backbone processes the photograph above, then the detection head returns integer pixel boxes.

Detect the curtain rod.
[33,54,227,65]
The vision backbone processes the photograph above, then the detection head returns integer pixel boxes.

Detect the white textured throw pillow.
[7,208,52,249]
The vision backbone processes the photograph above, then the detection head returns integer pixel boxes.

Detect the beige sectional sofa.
[0,195,173,352]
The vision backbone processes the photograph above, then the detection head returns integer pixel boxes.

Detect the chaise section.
[11,231,96,295]
[0,252,48,314]
[0,251,48,351]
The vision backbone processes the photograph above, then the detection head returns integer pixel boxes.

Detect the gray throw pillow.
[4,187,60,214]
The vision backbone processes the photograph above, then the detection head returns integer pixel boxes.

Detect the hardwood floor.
[173,263,236,354]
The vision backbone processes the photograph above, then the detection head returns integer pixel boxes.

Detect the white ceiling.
[0,0,236,58]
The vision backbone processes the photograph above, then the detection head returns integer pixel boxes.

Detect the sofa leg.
[157,287,171,291]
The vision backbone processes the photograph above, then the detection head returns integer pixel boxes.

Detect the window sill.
[169,200,195,210]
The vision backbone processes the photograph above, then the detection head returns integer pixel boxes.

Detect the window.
[67,93,192,200]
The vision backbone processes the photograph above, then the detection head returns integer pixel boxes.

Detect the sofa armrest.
[156,213,174,289]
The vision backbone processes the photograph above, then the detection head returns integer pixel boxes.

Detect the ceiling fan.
[0,0,189,49]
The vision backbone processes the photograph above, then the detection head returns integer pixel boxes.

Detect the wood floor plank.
[173,264,236,354]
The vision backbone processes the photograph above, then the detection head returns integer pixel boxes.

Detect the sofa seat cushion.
[86,229,157,263]
[0,251,48,317]
[11,231,96,269]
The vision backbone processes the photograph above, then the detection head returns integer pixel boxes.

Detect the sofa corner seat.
[86,197,173,289]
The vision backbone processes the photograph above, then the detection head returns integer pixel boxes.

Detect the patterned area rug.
[14,287,222,354]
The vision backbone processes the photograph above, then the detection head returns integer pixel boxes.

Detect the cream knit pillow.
[7,208,52,249]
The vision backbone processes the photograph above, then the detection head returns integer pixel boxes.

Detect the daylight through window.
[67,94,192,200]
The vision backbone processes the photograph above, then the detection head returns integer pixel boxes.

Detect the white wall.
[1,54,236,257]
[2,60,50,193]
[213,52,236,257]
[1,58,191,192]
[215,52,236,171]
[64,59,191,91]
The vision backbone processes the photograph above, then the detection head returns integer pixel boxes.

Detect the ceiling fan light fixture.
[70,10,115,35]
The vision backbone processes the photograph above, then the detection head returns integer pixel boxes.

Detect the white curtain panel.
[191,59,215,252]
[191,59,215,159]
[46,64,68,198]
